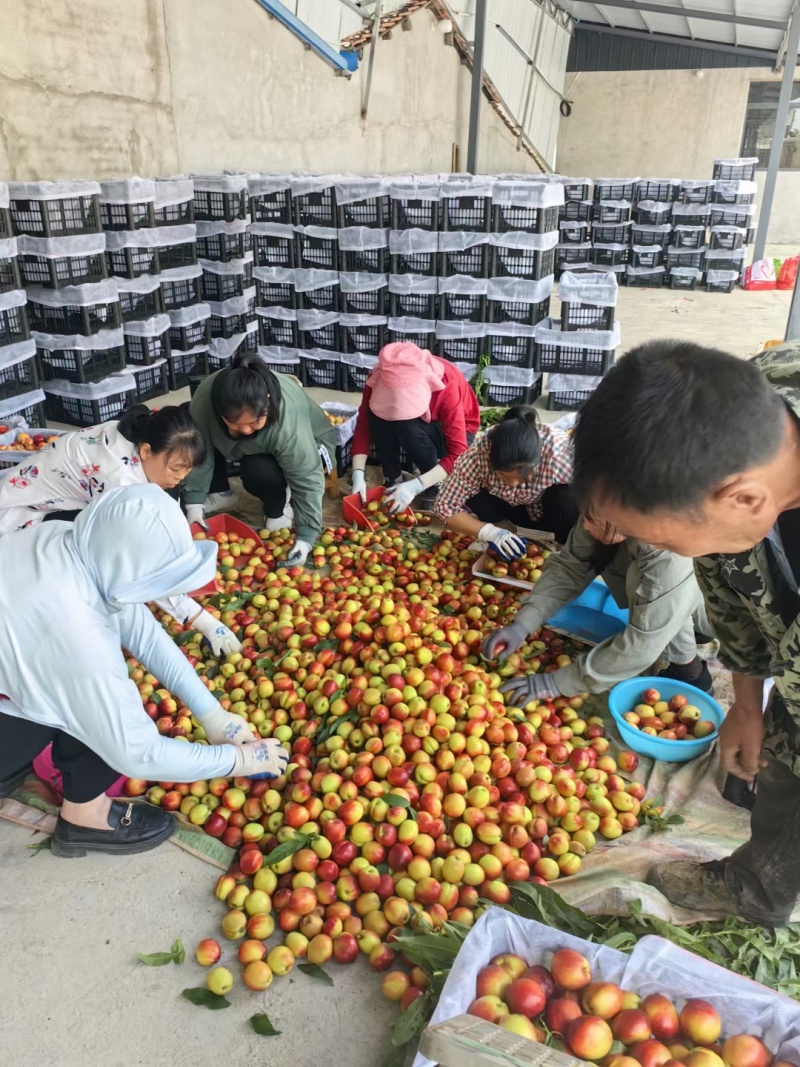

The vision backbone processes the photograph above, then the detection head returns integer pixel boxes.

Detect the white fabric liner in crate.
[414,908,800,1067]
[0,338,37,371]
[192,173,248,194]
[43,374,136,399]
[488,231,559,251]
[681,178,715,190]
[389,229,439,255]
[17,233,107,258]
[714,156,759,167]
[438,275,488,296]
[667,243,709,256]
[487,276,553,302]
[320,402,359,447]
[340,272,388,293]
[710,203,756,218]
[388,316,436,333]
[491,181,564,208]
[548,373,604,393]
[593,242,631,253]
[0,183,8,210]
[294,224,338,242]
[670,266,704,279]
[536,318,620,351]
[387,178,441,202]
[196,218,248,238]
[440,177,494,199]
[293,268,338,293]
[248,175,292,196]
[711,225,747,238]
[713,179,757,197]
[157,225,198,250]
[301,347,341,364]
[673,225,707,237]
[258,344,301,368]
[337,227,389,251]
[435,321,487,340]
[631,244,666,255]
[105,225,193,251]
[438,231,491,252]
[199,253,253,276]
[486,322,537,339]
[388,273,438,296]
[0,289,28,312]
[289,175,338,197]
[672,203,711,218]
[249,222,294,239]
[627,265,667,278]
[557,245,591,259]
[636,178,680,193]
[253,265,296,286]
[167,303,211,327]
[635,199,674,214]
[450,361,477,382]
[296,309,339,330]
[25,279,119,308]
[483,365,541,389]
[340,350,378,372]
[0,389,45,424]
[707,269,741,284]
[334,177,386,205]
[123,313,170,338]
[558,270,618,307]
[99,178,155,204]
[167,340,208,357]
[706,248,747,265]
[33,327,124,369]
[154,178,193,208]
[596,199,632,212]
[631,222,672,238]
[340,313,387,329]
[559,221,588,233]
[114,358,167,381]
[208,327,256,360]
[7,180,101,201]
[207,291,256,318]
[257,306,297,323]
[115,273,161,295]
[0,236,18,259]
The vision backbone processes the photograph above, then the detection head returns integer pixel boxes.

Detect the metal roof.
[555,1,796,57]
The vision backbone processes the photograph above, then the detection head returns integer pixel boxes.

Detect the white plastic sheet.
[257,344,301,367]
[0,338,36,370]
[320,401,359,446]
[388,273,438,295]
[334,177,386,205]
[491,181,563,208]
[340,313,387,328]
[435,321,486,340]
[206,291,256,317]
[337,227,389,251]
[33,327,124,351]
[340,272,388,293]
[8,180,101,201]
[438,275,488,296]
[249,222,295,239]
[548,372,604,392]
[153,178,193,208]
[105,225,195,250]
[389,229,439,254]
[195,218,248,238]
[388,316,435,333]
[192,173,248,193]
[558,270,619,308]
[387,178,441,202]
[293,268,339,292]
[340,350,378,371]
[114,274,161,295]
[200,254,253,276]
[25,279,119,308]
[0,388,45,421]
[536,318,620,350]
[296,309,339,330]
[489,231,559,251]
[167,303,211,327]
[256,306,297,322]
[439,231,490,252]
[17,233,106,258]
[99,178,155,204]
[0,183,8,211]
[43,375,135,399]
[123,313,170,338]
[0,289,28,312]
[487,276,553,302]
[248,175,292,196]
[0,237,19,260]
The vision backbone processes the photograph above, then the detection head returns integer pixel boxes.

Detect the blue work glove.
[500,672,562,707]
[482,620,530,661]
[477,523,526,560]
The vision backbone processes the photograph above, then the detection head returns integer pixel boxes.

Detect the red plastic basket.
[341,486,416,530]
[188,513,263,597]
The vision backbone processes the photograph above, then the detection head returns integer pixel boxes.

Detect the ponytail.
[117,403,206,467]
[211,352,282,422]
[488,405,541,472]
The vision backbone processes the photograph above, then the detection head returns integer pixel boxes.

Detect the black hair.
[573,339,787,515]
[488,406,541,472]
[117,403,206,467]
[211,352,282,423]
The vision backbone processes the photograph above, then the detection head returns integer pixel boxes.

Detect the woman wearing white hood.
[0,484,288,858]
[0,404,241,656]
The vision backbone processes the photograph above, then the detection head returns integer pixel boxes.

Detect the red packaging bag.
[744,258,776,291]
[777,255,799,290]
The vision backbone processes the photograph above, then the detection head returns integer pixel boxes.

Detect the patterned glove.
[197,706,257,746]
[192,611,243,656]
[286,539,312,566]
[384,478,422,514]
[230,739,290,779]
[481,620,530,661]
[500,672,562,707]
[478,524,527,560]
[186,504,208,530]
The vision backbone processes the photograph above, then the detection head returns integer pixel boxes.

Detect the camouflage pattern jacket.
[694,342,800,771]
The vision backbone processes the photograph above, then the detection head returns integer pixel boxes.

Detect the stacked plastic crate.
[706,157,758,293]
[588,178,636,287]
[555,176,593,278]
[626,178,679,290]
[7,179,134,428]
[537,270,620,411]
[668,178,714,292]
[386,176,440,360]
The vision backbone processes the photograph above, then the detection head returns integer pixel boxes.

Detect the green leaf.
[315,637,339,651]
[171,938,186,965]
[263,832,315,867]
[385,793,417,821]
[391,992,432,1047]
[137,951,180,967]
[250,1013,281,1037]
[173,631,198,647]
[298,962,334,986]
[181,987,231,1010]
[315,709,358,746]
[27,835,52,855]
[508,883,600,940]
[256,657,280,674]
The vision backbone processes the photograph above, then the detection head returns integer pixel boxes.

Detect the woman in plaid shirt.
[434,407,577,554]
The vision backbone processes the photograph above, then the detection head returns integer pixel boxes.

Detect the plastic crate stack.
[705,157,758,294]
[586,177,636,286]
[626,178,680,289]
[537,270,620,411]
[555,175,593,277]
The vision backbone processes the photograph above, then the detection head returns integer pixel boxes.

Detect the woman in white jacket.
[0,484,287,858]
[0,403,240,656]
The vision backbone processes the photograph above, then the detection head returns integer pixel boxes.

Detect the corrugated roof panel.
[567,25,776,68]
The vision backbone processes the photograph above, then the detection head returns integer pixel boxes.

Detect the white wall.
[0,0,545,180]
[557,65,800,244]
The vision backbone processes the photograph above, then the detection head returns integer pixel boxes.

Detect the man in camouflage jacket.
[570,337,800,924]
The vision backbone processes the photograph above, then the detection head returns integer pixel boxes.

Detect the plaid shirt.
[434,424,574,523]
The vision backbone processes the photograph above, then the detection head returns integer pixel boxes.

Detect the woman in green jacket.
[184,354,336,567]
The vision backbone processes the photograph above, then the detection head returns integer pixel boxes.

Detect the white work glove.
[286,539,312,566]
[478,524,527,561]
[482,620,530,661]
[230,739,289,779]
[351,468,368,504]
[192,610,243,656]
[500,672,563,706]
[186,504,207,530]
[198,705,257,746]
[385,477,422,514]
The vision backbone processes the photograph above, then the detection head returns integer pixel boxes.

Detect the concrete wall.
[557,65,800,244]
[0,0,542,180]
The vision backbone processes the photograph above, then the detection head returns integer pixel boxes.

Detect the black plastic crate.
[388,321,437,350]
[440,243,490,279]
[154,199,193,227]
[561,180,592,202]
[491,244,556,282]
[251,230,296,269]
[709,206,753,227]
[630,224,671,248]
[300,353,342,389]
[710,227,746,252]
[594,203,631,225]
[0,209,12,240]
[45,381,135,426]
[560,303,615,332]
[671,227,706,251]
[487,331,535,368]
[546,385,596,411]
[1,393,46,427]
[26,291,121,337]
[169,317,211,352]
[337,191,388,229]
[340,318,387,357]
[593,180,636,202]
[250,186,293,225]
[293,187,337,228]
[296,280,339,313]
[201,261,253,302]
[536,337,615,376]
[492,202,560,235]
[712,182,756,206]
[592,222,631,243]
[390,196,439,231]
[436,331,486,364]
[666,248,705,271]
[196,229,250,262]
[124,329,170,366]
[340,355,377,393]
[38,340,127,385]
[561,200,593,222]
[0,248,22,294]
[441,194,491,232]
[117,282,163,322]
[590,246,629,268]
[635,180,680,203]
[159,237,197,273]
[10,191,101,237]
[706,274,737,294]
[341,284,389,316]
[340,246,389,274]
[336,437,353,477]
[559,222,589,244]
[298,319,339,353]
[100,200,155,231]
[556,244,592,268]
[630,247,664,269]
[210,310,250,339]
[487,295,550,327]
[0,301,30,346]
[258,313,298,348]
[296,230,338,272]
[391,248,438,277]
[130,362,169,403]
[672,206,711,228]
[713,159,757,181]
[258,351,303,378]
[106,245,159,279]
[438,290,486,322]
[193,187,248,223]
[0,351,38,400]
[255,272,296,310]
[481,372,543,408]
[160,272,202,311]
[632,203,673,226]
[389,288,437,319]
[625,268,666,288]
[168,348,209,391]
[20,247,108,289]
[706,252,745,273]
[679,181,714,205]
[669,272,700,291]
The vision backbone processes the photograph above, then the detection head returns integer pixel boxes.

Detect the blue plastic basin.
[547,578,629,644]
[608,676,724,763]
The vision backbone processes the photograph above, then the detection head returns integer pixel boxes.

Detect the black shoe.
[51,800,175,858]
[418,487,438,511]
[659,658,714,694]
[0,763,34,798]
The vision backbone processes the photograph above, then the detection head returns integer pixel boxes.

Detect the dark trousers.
[210,449,288,520]
[0,710,119,803]
[369,411,446,485]
[466,484,578,545]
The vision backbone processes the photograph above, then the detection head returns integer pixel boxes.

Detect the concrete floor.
[2,270,796,1067]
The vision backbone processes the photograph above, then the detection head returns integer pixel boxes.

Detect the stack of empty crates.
[0,181,41,430]
[537,270,619,411]
[626,178,679,290]
[705,157,757,293]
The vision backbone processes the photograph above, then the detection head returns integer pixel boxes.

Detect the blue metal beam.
[252,0,357,73]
